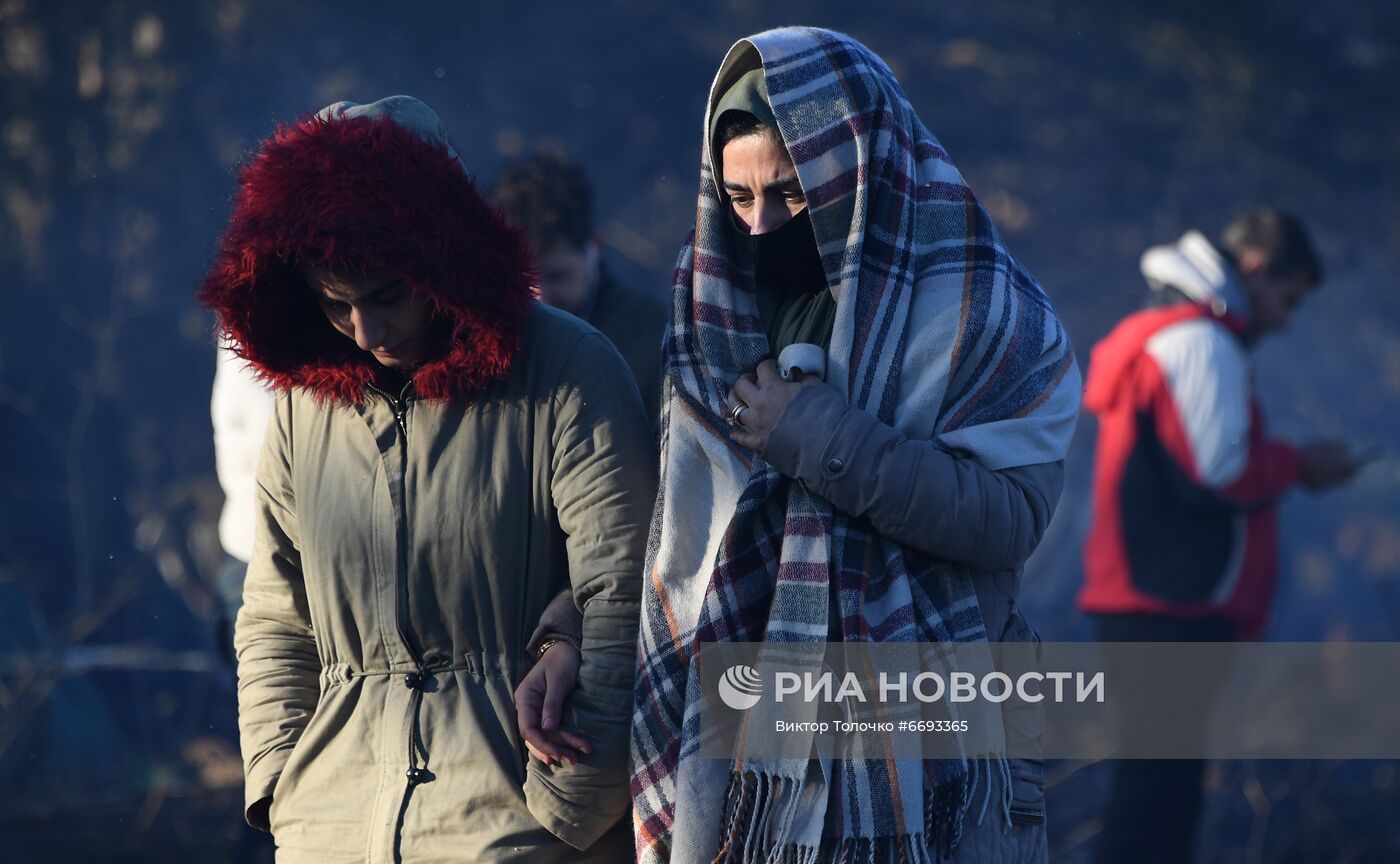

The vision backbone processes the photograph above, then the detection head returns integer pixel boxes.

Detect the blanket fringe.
[712,758,1010,864]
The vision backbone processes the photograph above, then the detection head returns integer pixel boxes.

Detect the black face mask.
[743,207,828,296]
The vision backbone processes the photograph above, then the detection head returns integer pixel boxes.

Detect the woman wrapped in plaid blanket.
[630,27,1081,864]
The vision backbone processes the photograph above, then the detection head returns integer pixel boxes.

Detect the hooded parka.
[198,97,654,863]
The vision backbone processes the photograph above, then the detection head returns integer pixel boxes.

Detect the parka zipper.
[368,379,415,440]
[366,379,441,803]
[393,384,412,439]
[365,379,426,659]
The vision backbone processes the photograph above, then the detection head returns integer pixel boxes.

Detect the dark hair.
[488,151,593,252]
[713,110,781,162]
[1219,208,1324,285]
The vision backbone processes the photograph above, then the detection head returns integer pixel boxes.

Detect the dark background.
[2,1,1398,860]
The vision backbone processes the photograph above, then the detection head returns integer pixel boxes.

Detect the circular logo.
[718,664,763,710]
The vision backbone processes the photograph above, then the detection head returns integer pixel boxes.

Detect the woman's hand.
[727,359,820,451]
[514,641,592,766]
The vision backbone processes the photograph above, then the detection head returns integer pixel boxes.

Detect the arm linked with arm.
[525,332,657,850]
[524,586,582,658]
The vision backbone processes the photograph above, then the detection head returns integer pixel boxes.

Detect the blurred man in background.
[490,151,668,424]
[1078,208,1368,863]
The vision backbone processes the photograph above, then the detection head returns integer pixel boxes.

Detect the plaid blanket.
[632,27,1080,864]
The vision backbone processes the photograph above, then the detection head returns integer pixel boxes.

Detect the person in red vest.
[1078,208,1368,863]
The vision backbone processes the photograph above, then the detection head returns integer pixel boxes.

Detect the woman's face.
[720,133,806,235]
[302,263,436,369]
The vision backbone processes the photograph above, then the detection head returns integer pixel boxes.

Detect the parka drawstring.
[403,658,448,784]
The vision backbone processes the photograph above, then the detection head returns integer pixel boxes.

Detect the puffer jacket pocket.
[1007,757,1047,826]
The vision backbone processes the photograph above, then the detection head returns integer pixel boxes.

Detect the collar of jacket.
[198,111,534,405]
[1149,289,1252,342]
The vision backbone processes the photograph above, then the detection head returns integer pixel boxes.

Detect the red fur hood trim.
[198,112,534,403]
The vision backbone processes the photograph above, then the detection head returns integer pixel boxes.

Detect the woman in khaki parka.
[198,96,654,863]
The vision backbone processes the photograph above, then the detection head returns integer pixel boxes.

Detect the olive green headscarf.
[710,67,835,357]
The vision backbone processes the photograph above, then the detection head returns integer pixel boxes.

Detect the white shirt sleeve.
[211,343,278,563]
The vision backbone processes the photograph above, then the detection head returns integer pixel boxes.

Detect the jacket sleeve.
[525,331,657,850]
[1217,433,1302,507]
[233,394,321,831]
[763,384,1064,572]
[1144,319,1301,508]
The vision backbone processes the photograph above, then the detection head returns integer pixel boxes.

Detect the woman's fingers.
[535,729,585,765]
[524,739,553,764]
[522,716,581,765]
[754,359,783,386]
[516,661,572,762]
[516,679,557,762]
[516,644,589,765]
[514,672,544,735]
[522,713,588,765]
[537,643,581,729]
[521,716,569,763]
[541,670,572,730]
[554,727,593,756]
[732,373,761,406]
